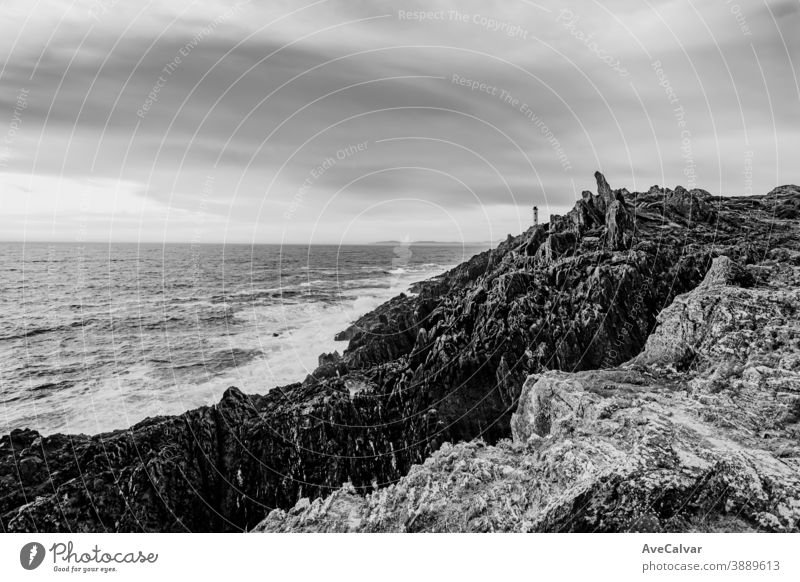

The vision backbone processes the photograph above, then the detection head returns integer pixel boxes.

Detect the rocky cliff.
[257,255,800,532]
[2,174,797,532]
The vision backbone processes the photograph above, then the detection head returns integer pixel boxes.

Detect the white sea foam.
[0,242,485,435]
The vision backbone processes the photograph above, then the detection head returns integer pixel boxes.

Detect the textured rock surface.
[2,174,798,532]
[256,257,800,532]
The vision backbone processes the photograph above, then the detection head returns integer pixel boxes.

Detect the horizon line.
[0,239,502,246]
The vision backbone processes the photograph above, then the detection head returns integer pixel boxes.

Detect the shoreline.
[0,256,467,437]
[2,174,798,533]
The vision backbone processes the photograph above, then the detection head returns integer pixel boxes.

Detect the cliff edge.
[257,255,800,532]
[2,175,798,532]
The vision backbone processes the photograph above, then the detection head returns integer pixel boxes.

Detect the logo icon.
[20,542,46,570]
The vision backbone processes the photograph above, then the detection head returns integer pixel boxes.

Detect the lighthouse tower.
[532,205,538,227]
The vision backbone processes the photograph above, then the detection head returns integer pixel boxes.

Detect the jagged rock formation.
[256,256,800,532]
[2,174,797,532]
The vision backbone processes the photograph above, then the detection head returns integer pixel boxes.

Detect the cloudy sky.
[0,0,797,244]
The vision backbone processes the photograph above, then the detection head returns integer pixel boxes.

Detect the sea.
[0,242,489,436]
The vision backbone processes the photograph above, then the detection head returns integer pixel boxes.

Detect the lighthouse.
[533,205,538,227]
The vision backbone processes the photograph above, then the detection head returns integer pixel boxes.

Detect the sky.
[0,0,797,244]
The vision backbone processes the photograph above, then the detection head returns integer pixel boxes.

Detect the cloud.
[0,0,796,243]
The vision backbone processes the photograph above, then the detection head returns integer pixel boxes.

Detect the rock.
[765,185,800,219]
[664,185,717,223]
[595,171,614,209]
[632,256,795,373]
[257,258,800,533]
[333,328,354,341]
[698,255,754,288]
[3,175,798,533]
[604,199,634,250]
[542,231,578,261]
[332,293,418,369]
[16,456,45,481]
[510,371,596,442]
[312,351,346,379]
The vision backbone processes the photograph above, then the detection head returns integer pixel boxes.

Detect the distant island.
[371,240,498,246]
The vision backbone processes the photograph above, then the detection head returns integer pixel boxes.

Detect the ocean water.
[0,242,488,436]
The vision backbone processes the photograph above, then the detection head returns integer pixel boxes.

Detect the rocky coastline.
[2,173,798,532]
[258,255,800,532]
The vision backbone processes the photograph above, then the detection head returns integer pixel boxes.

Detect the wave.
[0,244,469,435]
[0,325,63,341]
[0,318,106,341]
